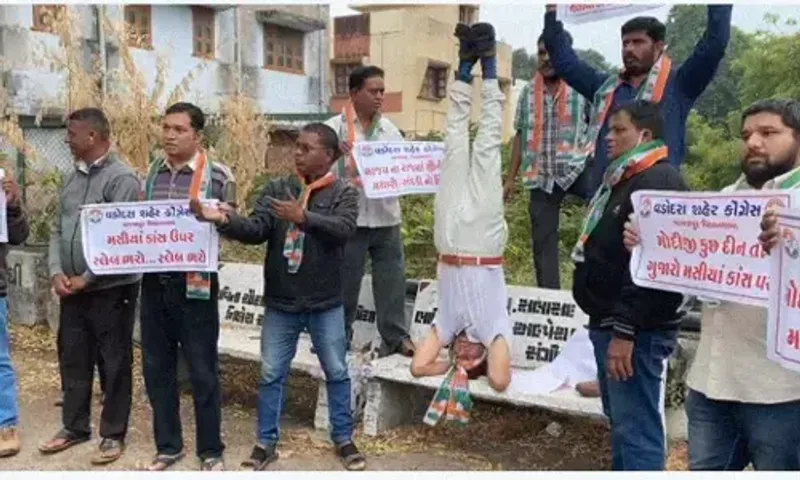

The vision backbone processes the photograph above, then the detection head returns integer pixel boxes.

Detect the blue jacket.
[542,5,733,195]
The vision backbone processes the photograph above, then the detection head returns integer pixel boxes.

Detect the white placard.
[218,264,380,351]
[0,168,7,243]
[353,141,444,199]
[80,199,219,275]
[410,280,589,369]
[767,209,800,373]
[630,190,799,307]
[557,4,664,24]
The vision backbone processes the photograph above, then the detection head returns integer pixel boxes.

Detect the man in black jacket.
[571,100,687,470]
[191,123,365,471]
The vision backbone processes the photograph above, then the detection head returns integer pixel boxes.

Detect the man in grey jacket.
[40,108,141,466]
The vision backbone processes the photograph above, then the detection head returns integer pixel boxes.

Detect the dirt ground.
[2,324,689,471]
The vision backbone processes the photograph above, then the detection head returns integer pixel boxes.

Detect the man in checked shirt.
[504,31,591,290]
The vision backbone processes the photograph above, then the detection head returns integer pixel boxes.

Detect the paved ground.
[2,324,688,471]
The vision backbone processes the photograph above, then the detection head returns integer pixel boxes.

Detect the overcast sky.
[329,3,800,67]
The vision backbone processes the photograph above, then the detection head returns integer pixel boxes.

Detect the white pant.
[434,79,508,258]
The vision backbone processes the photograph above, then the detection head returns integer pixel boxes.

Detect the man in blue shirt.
[542,4,733,194]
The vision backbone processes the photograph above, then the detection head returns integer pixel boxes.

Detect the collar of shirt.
[352,113,385,137]
[76,149,111,174]
[763,165,800,190]
[162,150,201,174]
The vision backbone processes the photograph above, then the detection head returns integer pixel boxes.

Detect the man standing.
[140,102,235,471]
[191,123,366,471]
[571,101,687,470]
[40,108,140,465]
[504,31,591,289]
[411,23,511,394]
[326,66,414,357]
[0,171,29,458]
[630,99,800,470]
[542,4,732,194]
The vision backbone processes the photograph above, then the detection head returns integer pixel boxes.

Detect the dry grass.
[9,322,689,471]
[3,5,274,244]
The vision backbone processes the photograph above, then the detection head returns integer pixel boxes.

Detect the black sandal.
[146,451,185,471]
[38,428,91,454]
[337,442,366,471]
[240,444,278,471]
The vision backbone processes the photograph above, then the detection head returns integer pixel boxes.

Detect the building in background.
[0,4,331,173]
[329,4,514,141]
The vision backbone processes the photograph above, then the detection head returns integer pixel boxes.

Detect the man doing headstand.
[410,22,512,393]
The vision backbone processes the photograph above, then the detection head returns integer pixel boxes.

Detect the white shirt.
[686,168,800,403]
[325,113,404,228]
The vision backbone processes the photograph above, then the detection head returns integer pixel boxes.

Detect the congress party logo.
[87,209,103,224]
[639,197,652,218]
[766,197,786,211]
[783,228,799,260]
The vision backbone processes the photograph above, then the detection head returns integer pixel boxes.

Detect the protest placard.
[410,280,589,369]
[767,209,800,373]
[0,168,7,243]
[352,141,444,199]
[557,4,664,24]
[80,199,219,275]
[630,190,799,307]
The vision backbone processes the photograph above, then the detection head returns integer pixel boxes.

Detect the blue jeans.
[686,389,800,470]
[590,328,677,471]
[258,306,352,446]
[0,298,17,428]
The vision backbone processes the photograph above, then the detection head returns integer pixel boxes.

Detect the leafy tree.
[575,48,613,74]
[733,15,800,105]
[512,47,536,80]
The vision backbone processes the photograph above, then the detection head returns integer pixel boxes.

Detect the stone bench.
[362,355,606,436]
[362,280,605,436]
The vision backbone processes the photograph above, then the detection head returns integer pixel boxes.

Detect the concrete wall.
[0,4,329,116]
[330,4,513,141]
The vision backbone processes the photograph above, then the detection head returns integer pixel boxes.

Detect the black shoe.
[337,442,366,471]
[470,22,496,58]
[241,444,278,471]
[454,23,476,61]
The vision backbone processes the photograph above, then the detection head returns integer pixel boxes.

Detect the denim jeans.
[258,306,352,446]
[0,298,18,429]
[589,328,677,470]
[686,389,800,470]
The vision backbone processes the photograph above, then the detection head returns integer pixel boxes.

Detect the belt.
[437,254,503,267]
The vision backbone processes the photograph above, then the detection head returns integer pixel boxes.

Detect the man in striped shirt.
[139,102,235,472]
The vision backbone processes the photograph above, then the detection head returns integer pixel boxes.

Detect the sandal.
[91,438,125,465]
[240,444,278,471]
[146,451,185,471]
[336,442,366,471]
[39,428,90,454]
[200,456,225,471]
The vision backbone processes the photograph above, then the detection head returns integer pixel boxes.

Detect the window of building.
[32,5,66,34]
[458,5,477,25]
[264,25,305,75]
[192,7,215,58]
[333,63,361,96]
[420,65,448,101]
[124,5,152,49]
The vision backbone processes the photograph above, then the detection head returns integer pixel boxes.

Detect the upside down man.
[410,22,512,414]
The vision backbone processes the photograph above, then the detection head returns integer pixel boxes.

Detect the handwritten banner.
[768,209,800,372]
[80,200,219,275]
[630,190,799,307]
[353,141,444,199]
[557,4,664,24]
[410,280,588,369]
